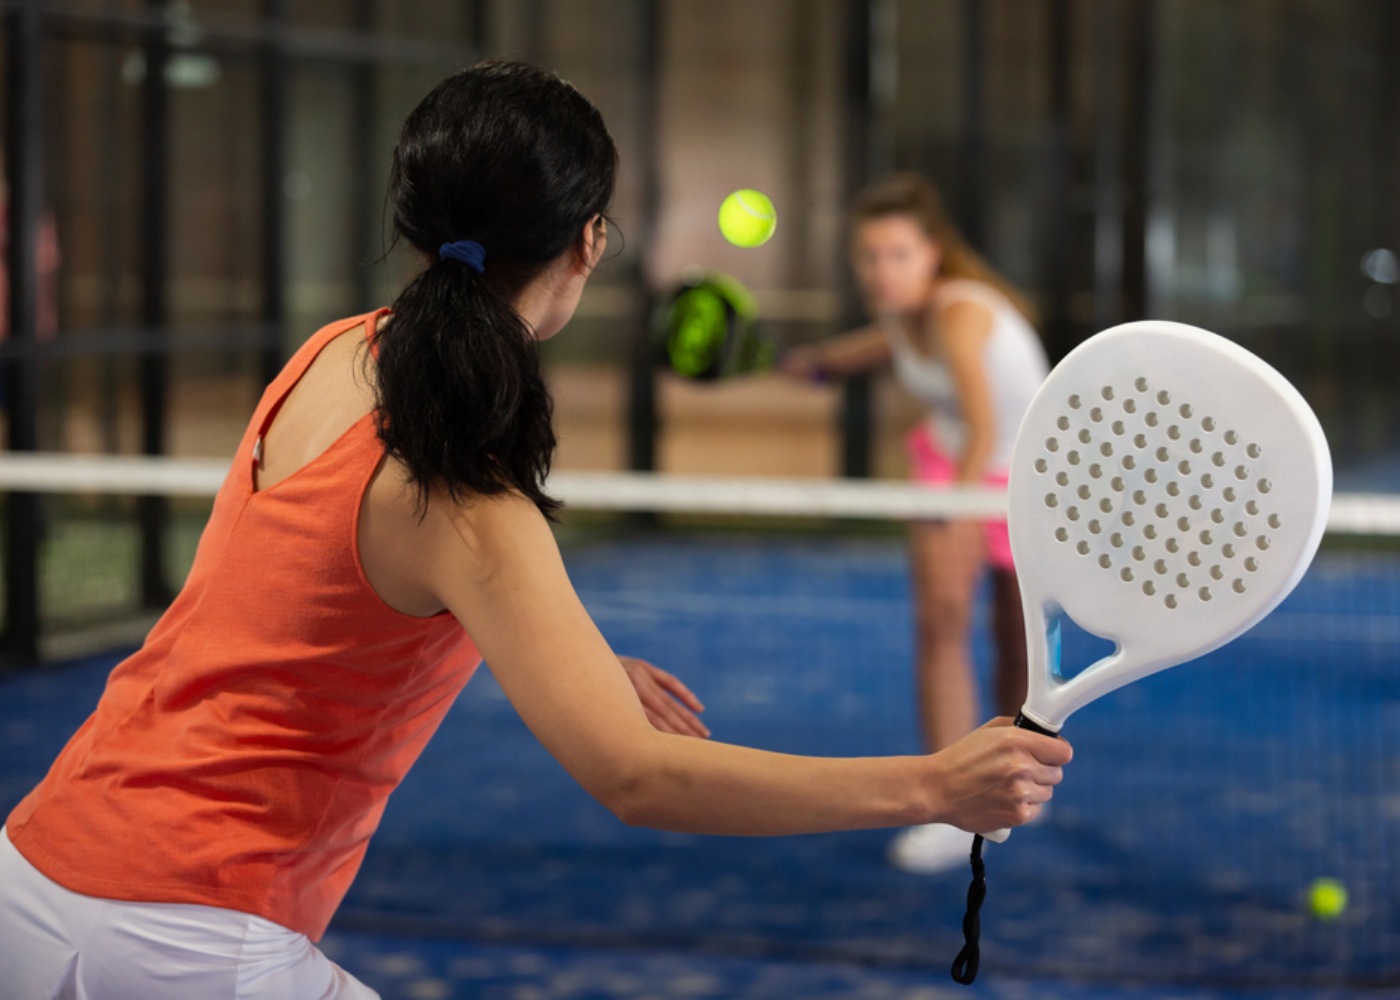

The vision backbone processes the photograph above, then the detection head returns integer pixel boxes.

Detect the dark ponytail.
[374,61,618,517]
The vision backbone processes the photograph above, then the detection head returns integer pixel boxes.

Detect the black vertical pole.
[839,0,874,478]
[259,0,290,386]
[350,0,379,312]
[98,24,126,455]
[1382,3,1400,254]
[959,0,988,250]
[1043,0,1073,360]
[2,0,45,662]
[1371,6,1400,266]
[626,0,662,473]
[1120,0,1155,322]
[1378,0,1400,403]
[137,0,172,608]
[1090,0,1122,330]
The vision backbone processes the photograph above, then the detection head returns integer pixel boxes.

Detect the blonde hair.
[851,172,1038,326]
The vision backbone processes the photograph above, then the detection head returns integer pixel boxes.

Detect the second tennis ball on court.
[1308,878,1348,920]
[718,189,777,247]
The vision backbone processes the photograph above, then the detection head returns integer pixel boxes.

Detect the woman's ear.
[573,214,607,274]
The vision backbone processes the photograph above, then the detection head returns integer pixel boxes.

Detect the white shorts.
[0,828,379,1000]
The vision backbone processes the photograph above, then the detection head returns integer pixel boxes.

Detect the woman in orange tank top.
[0,61,1071,999]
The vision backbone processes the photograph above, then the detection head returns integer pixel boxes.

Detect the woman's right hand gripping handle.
[927,717,1072,836]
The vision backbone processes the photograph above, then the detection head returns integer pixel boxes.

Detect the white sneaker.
[886,823,975,875]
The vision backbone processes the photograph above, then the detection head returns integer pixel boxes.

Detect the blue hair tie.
[439,240,486,273]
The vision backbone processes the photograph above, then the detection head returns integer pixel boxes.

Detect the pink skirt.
[905,423,1014,570]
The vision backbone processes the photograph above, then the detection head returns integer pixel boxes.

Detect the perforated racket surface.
[953,320,1331,985]
[1008,319,1330,734]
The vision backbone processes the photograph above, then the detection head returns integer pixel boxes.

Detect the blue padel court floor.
[3,533,1397,998]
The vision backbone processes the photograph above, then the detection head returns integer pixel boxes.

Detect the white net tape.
[0,452,1392,534]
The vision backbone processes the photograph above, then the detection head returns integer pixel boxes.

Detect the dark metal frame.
[958,0,988,251]
[259,0,291,390]
[1041,0,1074,361]
[3,0,45,661]
[0,1,479,660]
[349,0,382,312]
[1120,0,1156,323]
[626,0,662,475]
[136,0,172,608]
[836,0,878,479]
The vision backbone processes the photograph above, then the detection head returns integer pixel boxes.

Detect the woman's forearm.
[609,721,1070,837]
[611,734,937,835]
[808,327,891,378]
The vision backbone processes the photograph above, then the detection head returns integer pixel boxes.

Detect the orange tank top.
[5,310,481,940]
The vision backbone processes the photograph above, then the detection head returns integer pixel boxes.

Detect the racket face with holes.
[1009,320,1331,731]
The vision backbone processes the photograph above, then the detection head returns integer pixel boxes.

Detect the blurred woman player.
[782,174,1050,873]
[0,69,1068,998]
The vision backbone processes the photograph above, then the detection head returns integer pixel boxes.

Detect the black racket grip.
[1012,711,1060,738]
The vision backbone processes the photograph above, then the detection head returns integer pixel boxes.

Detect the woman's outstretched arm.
[417,491,1070,836]
[778,324,892,381]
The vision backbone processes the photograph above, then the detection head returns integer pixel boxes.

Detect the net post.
[1120,0,1157,323]
[1,0,45,663]
[258,0,291,388]
[137,0,173,609]
[626,0,662,482]
[1041,0,1075,363]
[958,0,988,250]
[349,0,380,313]
[837,0,883,479]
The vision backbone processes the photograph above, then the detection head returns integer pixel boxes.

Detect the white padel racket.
[951,320,1331,985]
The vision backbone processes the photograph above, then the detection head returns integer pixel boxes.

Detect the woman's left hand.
[775,345,826,382]
[619,657,710,738]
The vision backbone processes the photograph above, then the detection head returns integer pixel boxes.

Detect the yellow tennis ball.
[718,189,776,248]
[1308,878,1348,920]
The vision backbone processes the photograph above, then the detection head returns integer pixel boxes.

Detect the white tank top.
[884,278,1048,470]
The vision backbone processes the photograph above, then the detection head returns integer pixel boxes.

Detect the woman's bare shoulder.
[360,455,553,615]
[929,287,995,345]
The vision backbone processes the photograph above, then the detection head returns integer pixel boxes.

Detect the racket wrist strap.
[950,833,987,985]
[952,713,1060,985]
